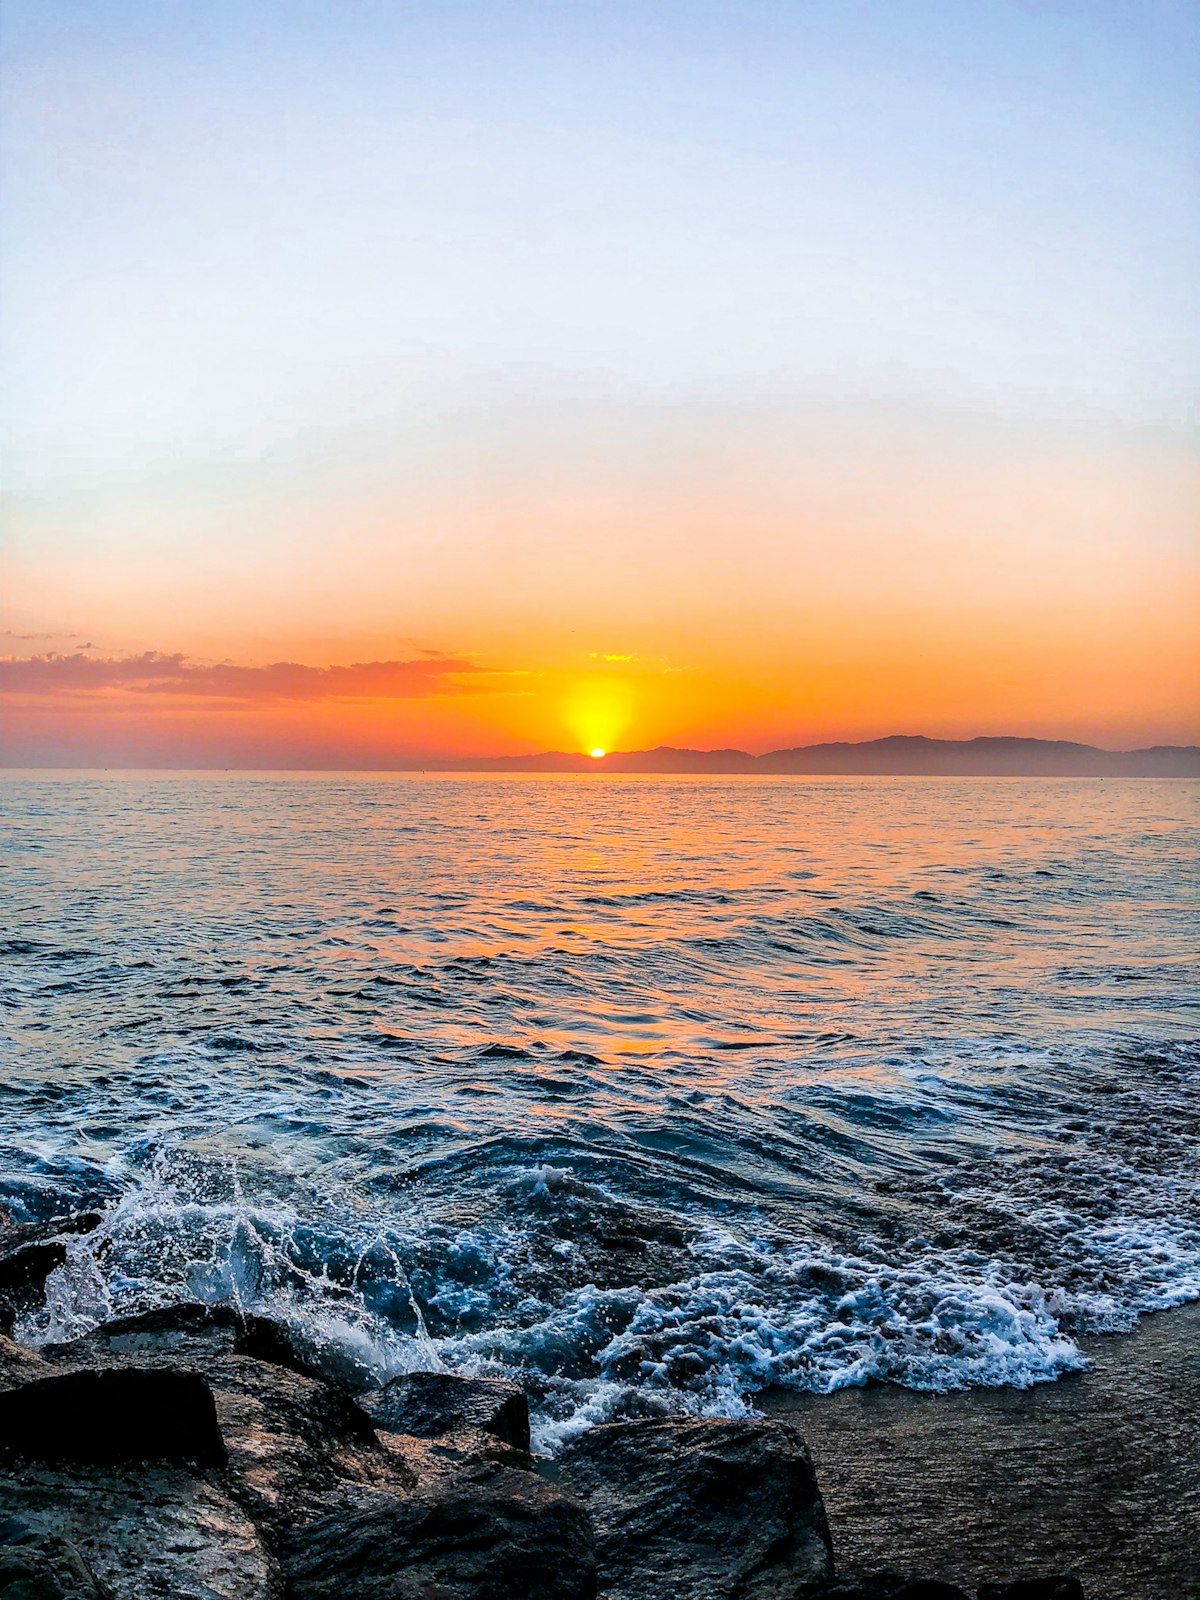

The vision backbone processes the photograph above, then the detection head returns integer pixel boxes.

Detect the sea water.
[2,774,1197,1450]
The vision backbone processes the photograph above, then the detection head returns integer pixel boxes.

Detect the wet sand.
[762,1304,1200,1599]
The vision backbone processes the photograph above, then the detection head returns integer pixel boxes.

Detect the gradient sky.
[2,0,1197,764]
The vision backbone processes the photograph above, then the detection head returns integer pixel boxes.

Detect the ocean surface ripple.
[2,774,1197,1449]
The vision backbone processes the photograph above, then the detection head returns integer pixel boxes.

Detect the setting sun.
[559,676,634,759]
[590,747,606,759]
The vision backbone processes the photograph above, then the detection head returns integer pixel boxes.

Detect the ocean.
[2,774,1197,1451]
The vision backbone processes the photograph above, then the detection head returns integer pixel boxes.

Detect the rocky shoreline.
[1,1213,1086,1600]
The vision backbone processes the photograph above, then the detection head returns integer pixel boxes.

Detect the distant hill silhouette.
[433,736,1200,777]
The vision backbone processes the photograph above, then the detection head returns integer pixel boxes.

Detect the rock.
[0,1333,45,1385]
[42,1302,327,1384]
[0,1368,226,1467]
[0,1468,279,1599]
[281,1459,596,1600]
[0,1216,104,1335]
[362,1371,531,1451]
[800,1582,969,1599]
[42,1309,410,1539]
[203,1354,396,1534]
[0,1515,108,1599]
[0,1216,104,1297]
[893,1586,969,1600]
[978,1581,1085,1600]
[556,1417,833,1600]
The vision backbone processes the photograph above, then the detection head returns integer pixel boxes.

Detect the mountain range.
[430,735,1200,777]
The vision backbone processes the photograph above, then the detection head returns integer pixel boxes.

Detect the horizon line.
[3,732,1198,778]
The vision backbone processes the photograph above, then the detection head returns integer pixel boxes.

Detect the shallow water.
[2,774,1197,1449]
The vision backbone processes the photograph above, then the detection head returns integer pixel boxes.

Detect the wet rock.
[212,1358,398,1531]
[42,1302,329,1385]
[0,1467,279,1599]
[556,1416,833,1600]
[43,1311,408,1538]
[0,1368,226,1467]
[551,1205,694,1294]
[889,1586,968,1600]
[801,1578,1082,1600]
[0,1215,104,1334]
[0,1216,104,1297]
[362,1370,531,1451]
[800,1582,968,1599]
[281,1460,596,1600]
[0,1333,45,1385]
[0,1515,108,1599]
[978,1581,1085,1600]
[890,1586,967,1600]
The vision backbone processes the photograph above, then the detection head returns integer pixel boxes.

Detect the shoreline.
[761,1301,1200,1599]
[3,1209,1196,1597]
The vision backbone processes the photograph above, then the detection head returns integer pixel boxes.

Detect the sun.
[560,676,632,758]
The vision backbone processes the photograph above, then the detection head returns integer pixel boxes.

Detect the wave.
[13,1047,1200,1453]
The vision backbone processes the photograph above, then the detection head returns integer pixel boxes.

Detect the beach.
[765,1302,1200,1597]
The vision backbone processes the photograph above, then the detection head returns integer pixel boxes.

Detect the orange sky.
[2,6,1198,765]
[3,405,1197,763]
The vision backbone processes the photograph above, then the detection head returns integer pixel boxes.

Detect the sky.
[1,0,1197,765]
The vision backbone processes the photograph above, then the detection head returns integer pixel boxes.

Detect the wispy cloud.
[2,630,91,644]
[0,651,482,700]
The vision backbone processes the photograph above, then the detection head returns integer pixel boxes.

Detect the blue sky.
[2,0,1196,485]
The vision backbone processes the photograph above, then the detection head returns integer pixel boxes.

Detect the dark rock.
[281,1460,596,1600]
[800,1580,968,1599]
[235,1313,333,1381]
[895,1585,970,1600]
[0,1515,109,1599]
[41,1309,407,1539]
[0,1368,226,1467]
[205,1355,394,1533]
[978,1581,1085,1600]
[0,1217,104,1298]
[362,1371,531,1451]
[0,1467,279,1598]
[42,1302,329,1386]
[0,1334,45,1386]
[0,1216,104,1336]
[556,1416,833,1600]
[0,1317,406,1595]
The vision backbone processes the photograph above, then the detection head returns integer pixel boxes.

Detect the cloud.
[2,629,85,642]
[0,651,482,701]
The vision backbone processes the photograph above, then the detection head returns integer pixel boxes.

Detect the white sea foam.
[16,1102,1200,1456]
[432,1230,1093,1450]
